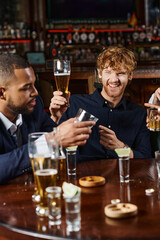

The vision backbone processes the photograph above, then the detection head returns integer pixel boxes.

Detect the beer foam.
[54,72,70,76]
[36,169,57,176]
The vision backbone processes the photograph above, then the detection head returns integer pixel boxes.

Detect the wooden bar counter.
[0,158,160,239]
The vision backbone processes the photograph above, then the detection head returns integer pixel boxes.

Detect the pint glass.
[53,59,71,106]
[28,132,59,217]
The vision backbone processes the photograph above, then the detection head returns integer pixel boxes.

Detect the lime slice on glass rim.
[66,146,78,151]
[115,147,131,157]
[62,182,81,198]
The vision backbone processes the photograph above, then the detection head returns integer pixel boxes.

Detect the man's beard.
[7,102,34,115]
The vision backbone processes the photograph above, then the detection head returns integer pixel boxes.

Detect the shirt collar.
[0,112,23,135]
[91,89,127,110]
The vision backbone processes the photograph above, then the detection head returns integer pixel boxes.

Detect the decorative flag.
[128,13,138,27]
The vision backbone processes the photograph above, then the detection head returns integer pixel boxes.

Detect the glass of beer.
[53,59,71,106]
[28,132,59,217]
[147,108,160,131]
[28,133,49,203]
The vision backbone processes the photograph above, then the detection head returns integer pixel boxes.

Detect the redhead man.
[50,46,152,162]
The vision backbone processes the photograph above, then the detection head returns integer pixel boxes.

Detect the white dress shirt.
[0,112,22,135]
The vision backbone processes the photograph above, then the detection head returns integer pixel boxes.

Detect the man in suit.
[0,53,94,183]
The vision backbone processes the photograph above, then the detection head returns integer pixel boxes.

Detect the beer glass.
[147,108,160,131]
[53,59,71,106]
[28,132,59,217]
[28,133,49,203]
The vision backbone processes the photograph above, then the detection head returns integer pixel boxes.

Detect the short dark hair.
[0,53,31,85]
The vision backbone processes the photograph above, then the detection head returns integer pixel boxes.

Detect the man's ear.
[97,69,102,81]
[129,72,133,81]
[0,87,6,100]
[128,72,133,85]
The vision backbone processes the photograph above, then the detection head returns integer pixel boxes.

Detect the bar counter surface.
[0,158,160,240]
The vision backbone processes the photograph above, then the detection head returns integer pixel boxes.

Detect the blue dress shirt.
[60,89,152,162]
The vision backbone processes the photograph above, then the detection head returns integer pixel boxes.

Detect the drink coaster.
[104,203,138,219]
[79,176,105,187]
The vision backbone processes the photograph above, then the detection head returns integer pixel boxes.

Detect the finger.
[52,95,67,103]
[146,116,149,123]
[100,134,111,142]
[74,140,87,146]
[74,127,92,136]
[99,130,108,134]
[144,103,159,109]
[99,128,114,138]
[49,104,61,111]
[75,121,96,128]
[100,139,108,146]
[71,139,87,147]
[52,99,66,106]
[64,134,90,147]
[99,125,113,134]
[64,118,76,124]
[53,91,63,96]
[99,139,110,148]
[100,135,107,142]
[157,91,160,101]
[74,133,90,141]
[100,133,111,139]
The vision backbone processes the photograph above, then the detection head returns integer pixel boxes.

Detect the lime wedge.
[62,182,81,198]
[66,146,78,151]
[115,147,131,157]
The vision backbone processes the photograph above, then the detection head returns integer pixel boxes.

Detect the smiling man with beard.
[50,46,152,161]
[0,53,95,183]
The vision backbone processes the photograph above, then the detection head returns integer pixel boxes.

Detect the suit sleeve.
[0,95,57,184]
[0,144,31,184]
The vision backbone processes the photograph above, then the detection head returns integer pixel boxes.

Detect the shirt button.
[110,109,112,112]
[108,125,111,128]
[105,101,107,104]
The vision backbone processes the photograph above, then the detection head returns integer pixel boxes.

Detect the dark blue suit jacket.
[0,96,56,184]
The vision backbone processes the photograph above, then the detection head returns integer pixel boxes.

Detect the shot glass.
[147,108,160,131]
[155,150,160,180]
[117,149,130,183]
[75,108,98,127]
[64,191,81,232]
[66,149,77,176]
[120,182,131,202]
[46,186,62,225]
